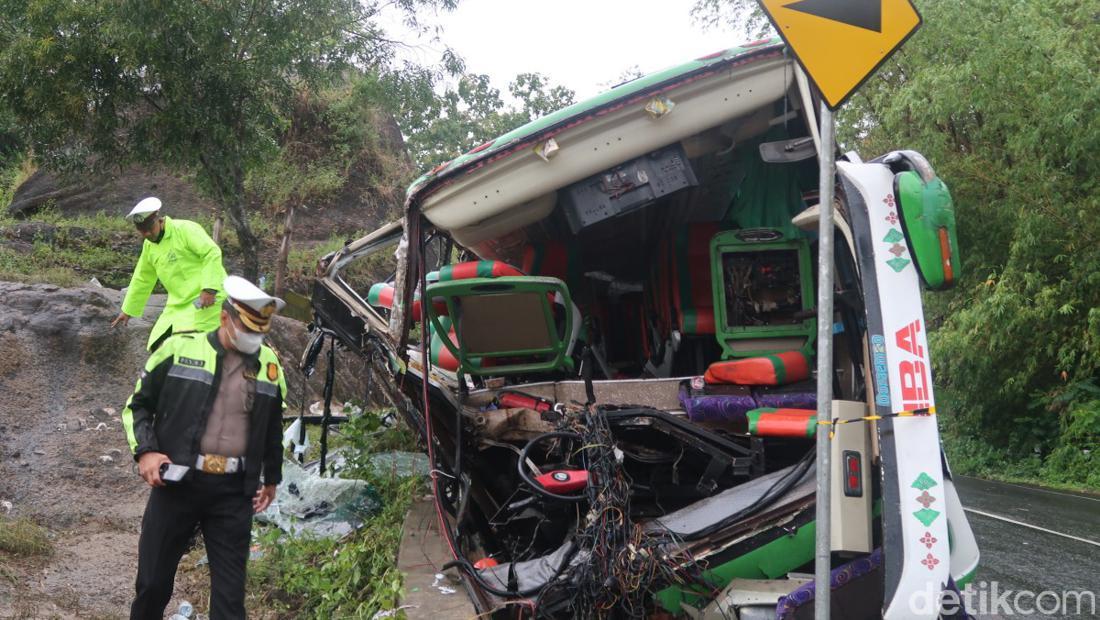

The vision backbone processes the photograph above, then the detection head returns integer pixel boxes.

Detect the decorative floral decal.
[884,194,896,208]
[913,507,941,527]
[921,553,940,570]
[887,257,911,272]
[883,228,905,243]
[885,211,899,225]
[920,531,938,549]
[889,243,907,257]
[911,472,938,491]
[916,490,936,508]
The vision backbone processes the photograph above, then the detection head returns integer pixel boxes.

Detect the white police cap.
[224,275,285,333]
[126,197,162,223]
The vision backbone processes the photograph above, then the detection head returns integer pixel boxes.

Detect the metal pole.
[814,102,836,620]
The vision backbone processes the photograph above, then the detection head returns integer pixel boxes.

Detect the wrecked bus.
[308,38,980,618]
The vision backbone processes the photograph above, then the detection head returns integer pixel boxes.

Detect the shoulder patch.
[267,362,279,382]
[178,356,205,368]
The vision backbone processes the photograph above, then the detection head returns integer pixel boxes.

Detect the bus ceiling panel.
[419,57,794,232]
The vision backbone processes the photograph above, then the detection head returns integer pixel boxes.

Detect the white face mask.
[229,322,264,354]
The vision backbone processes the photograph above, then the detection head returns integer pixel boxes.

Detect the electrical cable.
[517,432,587,503]
[414,220,578,602]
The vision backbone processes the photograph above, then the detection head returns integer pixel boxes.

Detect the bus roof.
[406,37,787,208]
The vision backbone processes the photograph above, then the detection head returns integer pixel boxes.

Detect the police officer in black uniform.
[122,275,287,620]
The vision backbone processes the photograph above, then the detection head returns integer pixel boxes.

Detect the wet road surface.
[953,476,1100,619]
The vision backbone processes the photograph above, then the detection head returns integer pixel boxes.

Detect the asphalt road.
[952,476,1100,619]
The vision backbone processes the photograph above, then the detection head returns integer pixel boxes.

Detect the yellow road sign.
[759,0,921,109]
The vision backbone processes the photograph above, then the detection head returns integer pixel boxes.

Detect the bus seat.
[672,223,720,335]
[704,350,811,386]
[425,262,581,376]
[366,282,447,321]
[710,229,816,359]
[521,241,583,293]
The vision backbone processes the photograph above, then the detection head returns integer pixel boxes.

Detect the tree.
[399,71,575,170]
[691,0,772,39]
[695,0,1100,485]
[0,0,455,278]
[840,1,1099,485]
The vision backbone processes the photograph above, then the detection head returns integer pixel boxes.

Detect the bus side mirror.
[895,170,960,290]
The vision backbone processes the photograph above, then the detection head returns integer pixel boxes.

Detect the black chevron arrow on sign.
[784,0,883,33]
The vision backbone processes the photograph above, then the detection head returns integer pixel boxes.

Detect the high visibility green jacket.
[122,331,287,494]
[120,216,228,350]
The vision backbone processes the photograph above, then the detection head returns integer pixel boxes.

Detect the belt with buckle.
[195,454,244,474]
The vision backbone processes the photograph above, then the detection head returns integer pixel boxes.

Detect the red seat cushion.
[747,408,817,438]
[366,282,447,321]
[704,350,811,386]
[437,260,524,281]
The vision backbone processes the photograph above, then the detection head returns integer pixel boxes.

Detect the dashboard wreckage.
[305,38,981,619]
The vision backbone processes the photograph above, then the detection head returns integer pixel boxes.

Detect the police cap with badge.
[126,196,162,230]
[224,275,285,333]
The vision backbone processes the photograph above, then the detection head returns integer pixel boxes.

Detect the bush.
[1040,399,1100,488]
[247,414,423,619]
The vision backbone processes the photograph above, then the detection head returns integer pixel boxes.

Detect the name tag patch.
[178,356,205,368]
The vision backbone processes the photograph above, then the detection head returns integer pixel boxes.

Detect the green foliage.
[851,1,1100,487]
[0,156,34,212]
[0,209,138,286]
[841,1,1100,487]
[691,0,772,39]
[696,0,1100,489]
[0,0,455,278]
[400,71,576,169]
[248,420,422,619]
[283,232,396,295]
[246,79,414,219]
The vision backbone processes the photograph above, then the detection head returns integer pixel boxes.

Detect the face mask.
[229,322,264,354]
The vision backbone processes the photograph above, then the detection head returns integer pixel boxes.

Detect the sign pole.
[754,3,924,618]
[814,102,836,620]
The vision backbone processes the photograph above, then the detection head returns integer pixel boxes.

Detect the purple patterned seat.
[679,383,756,424]
[753,379,817,410]
[775,548,883,620]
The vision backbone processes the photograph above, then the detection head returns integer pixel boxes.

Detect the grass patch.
[0,156,37,211]
[0,236,133,288]
[177,414,423,619]
[943,432,1100,494]
[0,517,53,556]
[251,414,421,618]
[248,471,420,619]
[19,206,136,236]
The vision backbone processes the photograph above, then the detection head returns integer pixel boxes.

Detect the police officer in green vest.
[111,197,229,351]
[123,275,287,620]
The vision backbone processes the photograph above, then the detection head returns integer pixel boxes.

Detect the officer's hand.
[198,290,217,308]
[111,312,131,328]
[137,452,171,487]
[253,484,276,513]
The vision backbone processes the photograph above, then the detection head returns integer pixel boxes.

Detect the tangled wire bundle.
[541,406,713,618]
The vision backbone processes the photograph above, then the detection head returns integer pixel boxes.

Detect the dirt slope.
[0,281,372,618]
[0,282,155,618]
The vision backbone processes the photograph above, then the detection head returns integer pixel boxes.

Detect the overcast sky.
[393,0,755,100]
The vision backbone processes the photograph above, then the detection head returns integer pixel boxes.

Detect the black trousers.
[131,471,253,620]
